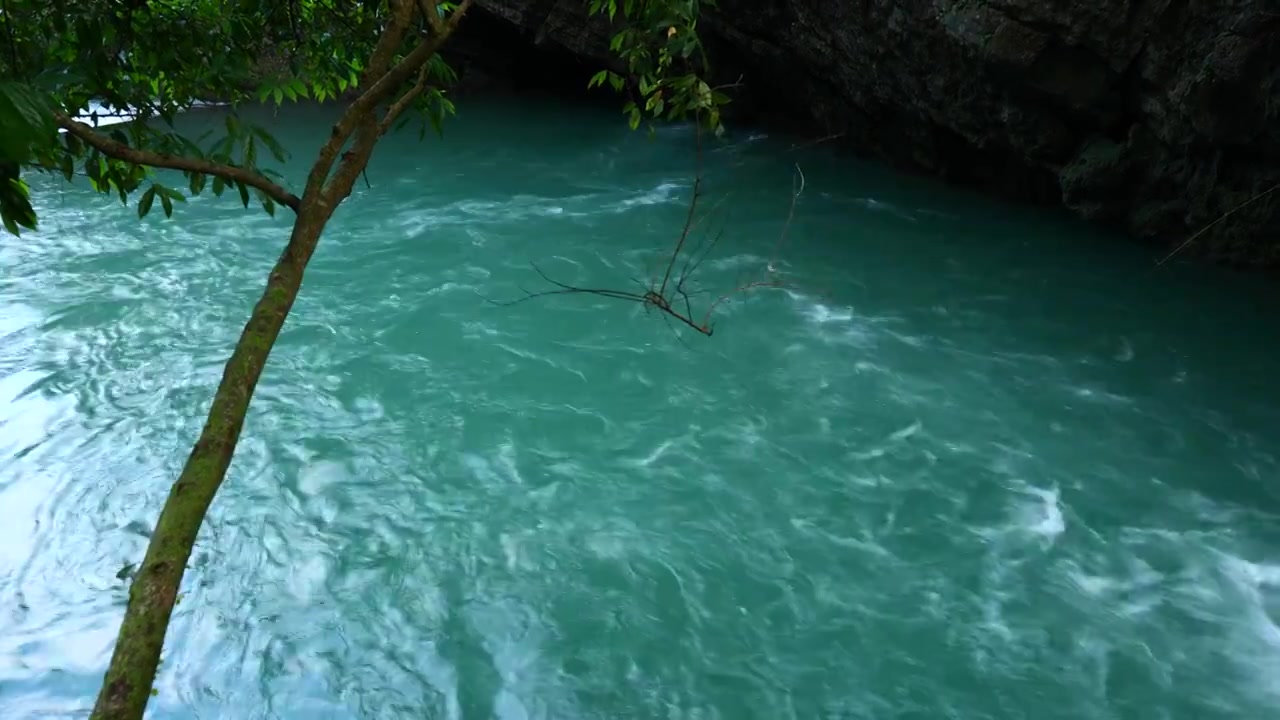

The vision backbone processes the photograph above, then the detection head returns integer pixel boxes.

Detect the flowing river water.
[2,98,1280,719]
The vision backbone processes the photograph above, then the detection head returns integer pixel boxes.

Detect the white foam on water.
[789,517,893,558]
[287,553,331,603]
[628,438,676,467]
[496,440,524,485]
[889,420,922,442]
[425,281,475,296]
[297,459,345,496]
[1208,552,1280,704]
[611,181,683,210]
[851,196,919,223]
[1065,383,1134,406]
[803,303,854,324]
[1018,484,1066,540]
[1114,336,1135,362]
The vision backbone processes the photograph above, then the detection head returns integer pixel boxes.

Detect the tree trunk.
[89,202,333,720]
[85,6,477,717]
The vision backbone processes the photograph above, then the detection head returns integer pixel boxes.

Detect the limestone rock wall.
[465,0,1280,264]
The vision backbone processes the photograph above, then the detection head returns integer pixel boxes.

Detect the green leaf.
[257,189,275,217]
[212,176,226,197]
[160,190,174,218]
[0,82,56,163]
[189,172,206,195]
[137,186,156,218]
[159,185,188,204]
[250,127,288,163]
[236,180,249,208]
[0,173,37,236]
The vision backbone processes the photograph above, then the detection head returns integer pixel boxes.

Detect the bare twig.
[660,123,704,297]
[711,74,745,92]
[770,163,805,269]
[378,62,430,135]
[696,165,803,327]
[1156,181,1280,266]
[490,118,810,339]
[787,132,844,152]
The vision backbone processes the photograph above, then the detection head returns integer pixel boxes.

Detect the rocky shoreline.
[445,0,1279,266]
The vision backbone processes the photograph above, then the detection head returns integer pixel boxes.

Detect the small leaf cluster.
[586,0,730,134]
[0,0,452,233]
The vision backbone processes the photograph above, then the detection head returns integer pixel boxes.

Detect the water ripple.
[2,101,1280,719]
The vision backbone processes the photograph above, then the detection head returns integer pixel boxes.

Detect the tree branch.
[363,0,418,83]
[55,114,301,212]
[1157,180,1280,266]
[378,63,430,136]
[659,122,703,297]
[418,0,445,35]
[305,0,474,204]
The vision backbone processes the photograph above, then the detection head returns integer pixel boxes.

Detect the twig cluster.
[489,123,806,338]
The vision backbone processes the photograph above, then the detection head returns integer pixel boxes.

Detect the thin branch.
[697,278,783,330]
[769,163,805,269]
[418,0,445,34]
[484,263,651,307]
[658,304,694,349]
[694,163,804,327]
[711,74,744,92]
[312,0,475,206]
[1157,181,1280,266]
[364,0,419,83]
[55,114,302,212]
[786,132,844,152]
[379,62,430,135]
[659,122,703,297]
[678,225,725,293]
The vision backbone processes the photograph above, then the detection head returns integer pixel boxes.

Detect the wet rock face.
[465,0,1280,264]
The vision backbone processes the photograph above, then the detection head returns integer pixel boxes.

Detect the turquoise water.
[3,98,1280,719]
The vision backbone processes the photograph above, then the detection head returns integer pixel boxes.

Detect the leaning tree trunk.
[89,204,334,719]
[87,3,476,717]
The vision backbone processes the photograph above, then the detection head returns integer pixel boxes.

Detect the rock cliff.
[451,0,1280,265]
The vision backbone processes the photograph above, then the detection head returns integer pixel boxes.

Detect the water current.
[2,98,1279,719]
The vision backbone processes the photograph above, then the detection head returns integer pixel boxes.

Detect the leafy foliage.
[0,2,729,718]
[0,0,727,234]
[586,0,729,133]
[0,0,468,231]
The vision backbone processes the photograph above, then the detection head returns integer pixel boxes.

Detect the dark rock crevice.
[458,0,1280,266]
[442,2,612,101]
